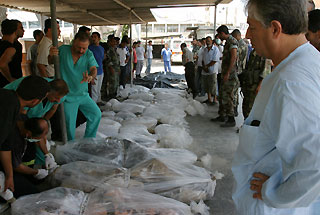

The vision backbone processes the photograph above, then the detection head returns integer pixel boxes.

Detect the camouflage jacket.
[221,35,239,78]
[242,49,271,86]
[103,43,120,73]
[236,39,249,75]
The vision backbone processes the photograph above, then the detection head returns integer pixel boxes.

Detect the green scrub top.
[4,76,66,118]
[58,45,98,102]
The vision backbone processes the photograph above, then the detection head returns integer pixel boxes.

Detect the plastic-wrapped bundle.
[117,124,159,148]
[48,161,129,192]
[98,118,121,137]
[123,98,152,107]
[119,84,150,99]
[130,158,216,203]
[112,102,145,114]
[155,124,193,148]
[115,111,137,120]
[128,92,154,102]
[101,111,116,118]
[11,187,86,215]
[121,116,158,132]
[151,88,187,97]
[185,100,206,116]
[123,141,197,169]
[75,123,107,139]
[84,187,193,215]
[55,138,124,167]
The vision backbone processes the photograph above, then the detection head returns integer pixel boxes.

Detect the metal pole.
[145,22,148,50]
[50,0,68,144]
[214,4,217,36]
[130,10,133,87]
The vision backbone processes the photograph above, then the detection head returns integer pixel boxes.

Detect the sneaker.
[211,115,226,122]
[221,116,236,127]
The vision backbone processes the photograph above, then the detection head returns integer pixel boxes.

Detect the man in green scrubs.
[49,32,101,140]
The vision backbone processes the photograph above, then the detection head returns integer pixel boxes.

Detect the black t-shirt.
[10,125,27,169]
[0,89,20,151]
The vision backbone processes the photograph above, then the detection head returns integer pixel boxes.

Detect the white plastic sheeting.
[155,124,193,148]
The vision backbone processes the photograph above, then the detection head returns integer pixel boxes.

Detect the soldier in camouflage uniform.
[101,35,120,101]
[212,25,238,127]
[241,49,271,119]
[232,29,248,117]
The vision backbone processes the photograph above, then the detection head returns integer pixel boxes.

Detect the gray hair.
[246,0,308,35]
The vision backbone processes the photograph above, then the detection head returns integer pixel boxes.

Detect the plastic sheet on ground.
[48,161,129,192]
[11,187,86,215]
[12,187,193,215]
[130,158,216,203]
[123,141,197,169]
[155,124,193,148]
[55,138,124,167]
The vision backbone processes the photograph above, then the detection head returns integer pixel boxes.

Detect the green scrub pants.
[64,94,101,140]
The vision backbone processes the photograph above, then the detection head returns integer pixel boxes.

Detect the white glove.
[34,169,48,180]
[45,153,58,170]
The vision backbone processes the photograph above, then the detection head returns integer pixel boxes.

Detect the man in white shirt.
[232,0,320,214]
[135,41,146,78]
[181,43,196,97]
[26,30,43,76]
[116,39,129,88]
[145,40,153,75]
[201,36,220,104]
[37,19,61,78]
[195,38,206,96]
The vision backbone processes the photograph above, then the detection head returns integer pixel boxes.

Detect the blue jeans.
[145,58,152,74]
[164,61,171,73]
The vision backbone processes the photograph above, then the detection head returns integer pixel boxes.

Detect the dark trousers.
[13,172,39,199]
[185,62,196,95]
[50,107,62,141]
[195,66,203,95]
[217,73,222,96]
[120,66,127,88]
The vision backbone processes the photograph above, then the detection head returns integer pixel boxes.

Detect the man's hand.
[80,72,94,84]
[250,172,270,200]
[4,176,14,192]
[223,73,230,83]
[49,46,59,57]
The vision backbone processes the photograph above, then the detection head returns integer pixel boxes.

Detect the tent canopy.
[0,0,232,25]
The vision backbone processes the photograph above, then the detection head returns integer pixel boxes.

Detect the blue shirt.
[202,46,220,75]
[161,48,172,62]
[59,45,98,102]
[4,76,65,118]
[88,44,104,75]
[232,43,320,214]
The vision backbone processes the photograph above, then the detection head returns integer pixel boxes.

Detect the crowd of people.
[1,0,320,214]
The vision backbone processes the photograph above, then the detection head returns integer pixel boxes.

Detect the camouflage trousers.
[241,84,258,119]
[218,77,238,117]
[101,69,119,101]
[233,77,240,110]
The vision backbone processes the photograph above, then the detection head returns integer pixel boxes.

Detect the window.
[141,24,152,33]
[167,24,178,33]
[28,21,40,29]
[21,21,27,29]
[64,22,73,27]
[180,24,192,33]
[154,24,165,33]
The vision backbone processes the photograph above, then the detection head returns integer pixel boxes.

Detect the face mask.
[215,39,221,45]
[25,138,40,143]
[207,44,212,48]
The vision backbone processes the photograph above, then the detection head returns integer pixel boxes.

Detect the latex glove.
[34,169,48,180]
[45,153,58,170]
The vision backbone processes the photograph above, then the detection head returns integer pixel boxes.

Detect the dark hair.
[78,26,91,33]
[180,43,187,48]
[44,19,59,34]
[137,40,141,44]
[91,32,100,38]
[133,42,137,46]
[74,31,90,42]
[217,25,229,35]
[33,30,43,40]
[1,19,19,35]
[107,34,115,41]
[246,0,307,35]
[49,79,69,96]
[17,76,50,101]
[205,36,212,40]
[24,117,47,137]
[308,9,320,33]
[231,29,241,36]
[114,37,120,41]
[148,40,152,43]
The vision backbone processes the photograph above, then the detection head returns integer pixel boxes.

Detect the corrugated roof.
[0,0,233,25]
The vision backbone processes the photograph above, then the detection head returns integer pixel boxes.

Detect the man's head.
[78,26,91,36]
[306,9,320,51]
[91,32,101,45]
[72,32,90,56]
[120,39,127,48]
[308,0,316,12]
[115,37,120,46]
[137,41,141,47]
[16,76,50,107]
[47,79,69,103]
[133,41,137,48]
[206,36,213,47]
[180,43,187,51]
[33,30,44,43]
[1,19,24,39]
[200,38,206,46]
[24,118,49,140]
[245,0,308,58]
[107,34,114,42]
[231,29,242,41]
[217,25,229,40]
[44,19,61,38]
[148,40,152,46]
[192,38,198,46]
[164,43,168,48]
[14,20,24,39]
